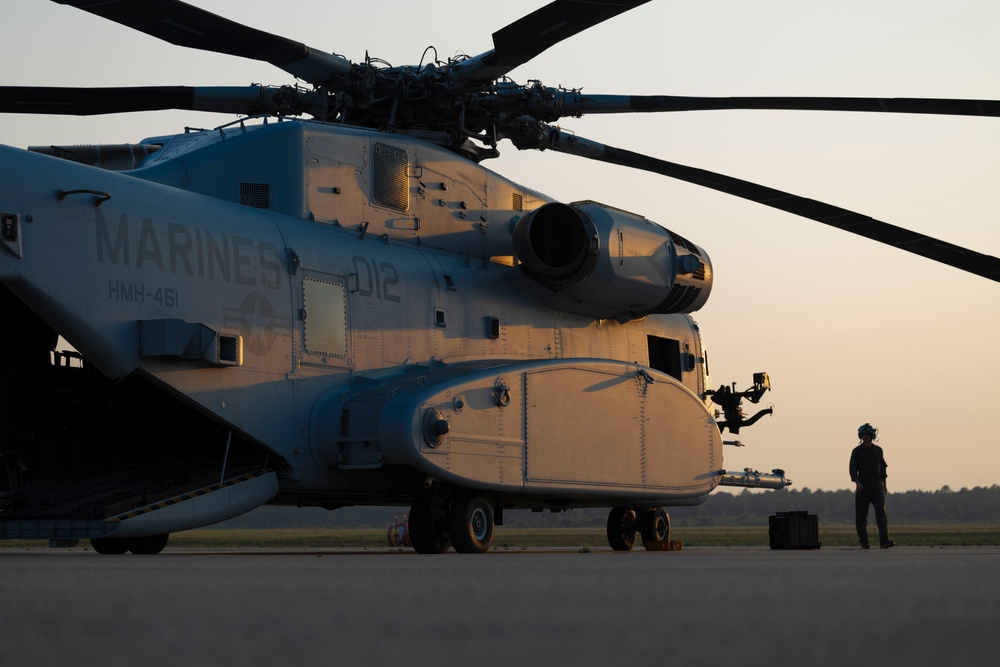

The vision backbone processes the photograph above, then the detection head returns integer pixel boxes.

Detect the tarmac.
[2,545,998,666]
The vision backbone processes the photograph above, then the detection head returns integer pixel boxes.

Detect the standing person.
[849,423,895,549]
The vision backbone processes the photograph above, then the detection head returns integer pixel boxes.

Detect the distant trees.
[217,485,1000,529]
[667,486,1000,526]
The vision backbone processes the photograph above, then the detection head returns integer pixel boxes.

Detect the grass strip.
[5,524,997,550]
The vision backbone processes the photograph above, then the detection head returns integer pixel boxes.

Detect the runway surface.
[3,545,998,666]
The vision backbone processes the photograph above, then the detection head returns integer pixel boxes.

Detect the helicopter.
[1,0,998,554]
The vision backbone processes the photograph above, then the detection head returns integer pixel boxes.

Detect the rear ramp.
[0,468,278,540]
[103,470,278,538]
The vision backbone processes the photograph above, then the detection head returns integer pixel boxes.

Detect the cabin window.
[372,143,409,211]
[647,335,682,381]
[303,278,348,356]
[486,316,500,339]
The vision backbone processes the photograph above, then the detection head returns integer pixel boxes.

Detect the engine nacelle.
[512,201,713,321]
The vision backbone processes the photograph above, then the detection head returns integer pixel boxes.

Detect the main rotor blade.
[453,0,651,83]
[555,93,1000,117]
[538,128,1000,282]
[0,85,296,117]
[54,0,352,85]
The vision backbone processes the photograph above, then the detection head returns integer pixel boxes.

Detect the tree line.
[217,485,1000,530]
[666,485,1000,527]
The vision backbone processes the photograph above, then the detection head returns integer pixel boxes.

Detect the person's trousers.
[855,485,889,546]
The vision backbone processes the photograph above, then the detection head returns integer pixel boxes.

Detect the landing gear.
[638,507,671,550]
[408,494,451,554]
[607,507,672,551]
[606,507,637,551]
[90,537,127,554]
[90,533,169,555]
[409,490,497,553]
[126,534,170,555]
[449,493,495,553]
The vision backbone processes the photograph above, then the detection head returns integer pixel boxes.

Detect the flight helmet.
[858,423,878,440]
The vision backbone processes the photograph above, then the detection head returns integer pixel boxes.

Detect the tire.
[125,533,169,555]
[606,507,637,551]
[409,495,451,554]
[449,494,494,554]
[90,537,128,555]
[639,507,670,548]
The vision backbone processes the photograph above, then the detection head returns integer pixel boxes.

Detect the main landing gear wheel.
[408,494,451,554]
[449,494,495,553]
[638,507,671,550]
[126,533,170,555]
[90,537,127,554]
[91,534,170,555]
[606,507,637,551]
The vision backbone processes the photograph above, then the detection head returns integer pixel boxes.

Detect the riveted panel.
[525,367,643,487]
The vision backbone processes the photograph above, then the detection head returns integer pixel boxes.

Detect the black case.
[769,511,821,549]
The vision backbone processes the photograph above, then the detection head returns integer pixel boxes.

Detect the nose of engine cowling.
[511,200,714,320]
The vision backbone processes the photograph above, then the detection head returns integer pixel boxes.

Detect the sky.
[1,0,998,493]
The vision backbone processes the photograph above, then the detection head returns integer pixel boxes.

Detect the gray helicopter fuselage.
[0,119,730,529]
[19,0,994,550]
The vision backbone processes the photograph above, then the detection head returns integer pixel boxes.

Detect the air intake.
[372,143,409,211]
[239,182,271,209]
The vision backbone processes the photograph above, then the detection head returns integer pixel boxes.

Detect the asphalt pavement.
[2,545,997,666]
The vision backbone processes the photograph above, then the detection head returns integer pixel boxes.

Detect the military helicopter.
[1,0,998,555]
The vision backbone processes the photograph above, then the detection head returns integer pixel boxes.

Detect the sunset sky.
[2,0,998,493]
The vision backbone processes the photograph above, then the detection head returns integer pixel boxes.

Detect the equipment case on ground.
[768,511,821,549]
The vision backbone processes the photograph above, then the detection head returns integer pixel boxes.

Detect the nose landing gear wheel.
[449,494,495,553]
[606,507,637,551]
